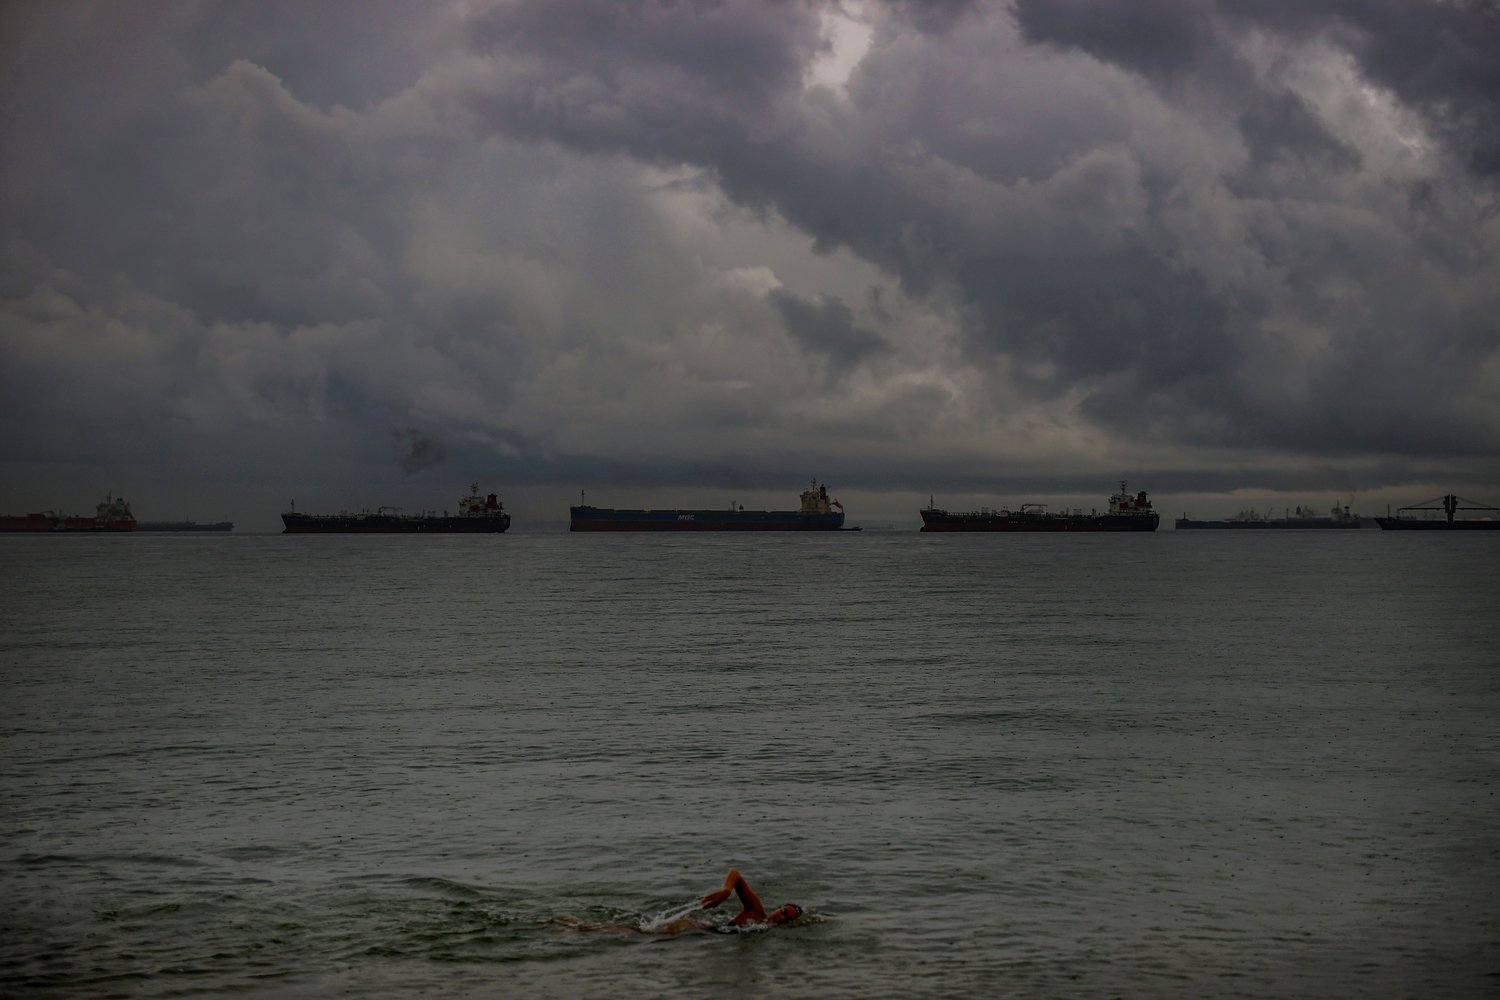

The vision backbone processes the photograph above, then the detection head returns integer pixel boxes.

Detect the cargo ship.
[0,494,136,532]
[1375,494,1500,530]
[570,481,846,531]
[920,482,1159,532]
[1176,503,1367,529]
[137,520,234,532]
[282,483,510,533]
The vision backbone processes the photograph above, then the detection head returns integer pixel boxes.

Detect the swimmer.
[700,868,803,928]
[553,868,802,934]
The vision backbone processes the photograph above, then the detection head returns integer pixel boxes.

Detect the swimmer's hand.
[701,887,732,909]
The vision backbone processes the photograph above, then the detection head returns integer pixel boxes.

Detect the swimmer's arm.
[725,868,766,918]
[702,867,762,913]
[701,867,739,908]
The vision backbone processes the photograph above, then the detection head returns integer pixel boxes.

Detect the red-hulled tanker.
[0,494,136,532]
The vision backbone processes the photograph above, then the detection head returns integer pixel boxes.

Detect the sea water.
[1,531,1497,998]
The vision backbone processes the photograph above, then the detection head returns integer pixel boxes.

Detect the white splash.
[638,899,703,931]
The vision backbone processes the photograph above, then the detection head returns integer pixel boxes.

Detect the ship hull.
[1374,518,1500,530]
[138,521,234,532]
[0,513,62,532]
[1175,518,1365,529]
[921,511,1159,532]
[1,514,136,532]
[282,513,510,533]
[570,507,844,531]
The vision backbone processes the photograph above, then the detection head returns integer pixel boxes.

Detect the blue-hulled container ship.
[570,481,846,531]
[282,483,510,533]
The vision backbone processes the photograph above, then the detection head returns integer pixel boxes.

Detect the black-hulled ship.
[1176,503,1367,529]
[570,481,846,531]
[1375,494,1500,530]
[920,482,1159,532]
[137,520,234,532]
[282,483,510,533]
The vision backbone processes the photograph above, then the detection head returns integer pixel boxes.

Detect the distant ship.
[0,494,136,532]
[137,520,234,532]
[1375,494,1500,530]
[1176,503,1367,529]
[282,483,511,533]
[570,481,847,531]
[920,482,1159,532]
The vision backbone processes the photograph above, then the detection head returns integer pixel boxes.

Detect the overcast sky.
[3,0,1498,528]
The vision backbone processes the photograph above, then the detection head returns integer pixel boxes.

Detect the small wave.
[215,845,291,861]
[397,875,491,899]
[15,851,207,869]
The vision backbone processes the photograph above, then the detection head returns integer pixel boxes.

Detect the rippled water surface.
[2,531,1498,997]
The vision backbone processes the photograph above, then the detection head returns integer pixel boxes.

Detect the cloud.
[1014,0,1500,179]
[770,288,889,377]
[450,0,1499,459]
[393,427,448,475]
[1,0,1497,524]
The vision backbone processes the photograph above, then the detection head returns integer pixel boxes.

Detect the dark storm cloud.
[2,0,1497,521]
[1013,0,1224,83]
[393,427,448,475]
[454,0,1500,464]
[872,0,979,35]
[173,0,440,110]
[1236,0,1500,178]
[463,0,823,154]
[1016,0,1500,178]
[770,288,888,375]
[1014,1,1365,182]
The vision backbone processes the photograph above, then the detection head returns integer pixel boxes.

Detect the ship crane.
[1393,494,1500,524]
